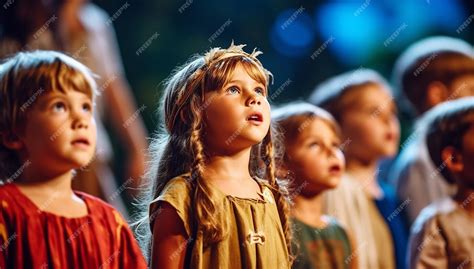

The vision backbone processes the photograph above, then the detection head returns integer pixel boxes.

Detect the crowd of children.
[0,28,472,269]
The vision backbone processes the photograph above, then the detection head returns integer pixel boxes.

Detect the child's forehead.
[40,89,92,99]
[297,117,338,139]
[226,64,265,82]
[349,83,393,105]
[32,89,93,106]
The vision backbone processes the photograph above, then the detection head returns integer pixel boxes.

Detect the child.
[0,0,149,217]
[408,97,474,268]
[309,69,406,269]
[388,36,474,225]
[0,51,146,268]
[272,102,356,269]
[142,44,292,268]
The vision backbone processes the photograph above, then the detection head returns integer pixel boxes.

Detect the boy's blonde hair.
[0,50,97,181]
[138,43,293,262]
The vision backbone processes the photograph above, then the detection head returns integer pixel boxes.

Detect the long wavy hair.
[135,44,293,262]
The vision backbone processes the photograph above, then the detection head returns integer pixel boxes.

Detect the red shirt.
[0,183,147,268]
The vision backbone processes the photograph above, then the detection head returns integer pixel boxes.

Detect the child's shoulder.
[150,173,194,208]
[0,183,21,212]
[149,173,194,235]
[76,191,119,214]
[0,183,15,198]
[157,173,194,199]
[322,215,346,229]
[75,191,132,230]
[411,198,457,234]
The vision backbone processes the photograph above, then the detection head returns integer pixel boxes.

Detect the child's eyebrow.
[225,79,265,87]
[37,93,63,102]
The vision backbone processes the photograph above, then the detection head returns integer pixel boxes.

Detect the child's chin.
[381,147,398,157]
[71,157,94,168]
[324,177,341,189]
[240,133,267,146]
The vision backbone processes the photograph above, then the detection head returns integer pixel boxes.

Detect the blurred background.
[94,0,474,134]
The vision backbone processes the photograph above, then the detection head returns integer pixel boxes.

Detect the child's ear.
[1,132,24,150]
[426,81,449,109]
[442,146,463,173]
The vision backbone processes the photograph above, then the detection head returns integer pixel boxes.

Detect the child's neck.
[203,147,252,181]
[15,169,88,218]
[346,158,383,199]
[16,168,75,197]
[454,185,474,218]
[292,193,326,228]
[202,147,264,199]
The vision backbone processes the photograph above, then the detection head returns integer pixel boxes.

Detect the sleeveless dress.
[149,173,290,269]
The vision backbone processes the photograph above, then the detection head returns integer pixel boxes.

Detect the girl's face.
[340,84,400,163]
[202,64,271,154]
[285,119,345,194]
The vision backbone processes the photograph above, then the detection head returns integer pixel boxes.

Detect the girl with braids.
[141,44,292,268]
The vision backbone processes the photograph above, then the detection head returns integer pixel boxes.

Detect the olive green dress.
[149,173,290,269]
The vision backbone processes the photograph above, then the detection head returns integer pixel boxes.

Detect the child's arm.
[150,202,189,269]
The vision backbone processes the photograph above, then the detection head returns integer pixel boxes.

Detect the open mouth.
[247,112,263,124]
[385,132,396,142]
[329,164,342,174]
[72,138,90,147]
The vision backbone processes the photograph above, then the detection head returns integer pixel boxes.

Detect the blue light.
[315,2,385,64]
[270,8,316,57]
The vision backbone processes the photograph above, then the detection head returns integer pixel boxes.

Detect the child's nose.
[246,93,262,106]
[72,118,88,129]
[71,110,89,129]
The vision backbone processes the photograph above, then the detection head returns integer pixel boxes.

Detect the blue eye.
[226,86,240,95]
[52,102,66,112]
[255,87,266,96]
